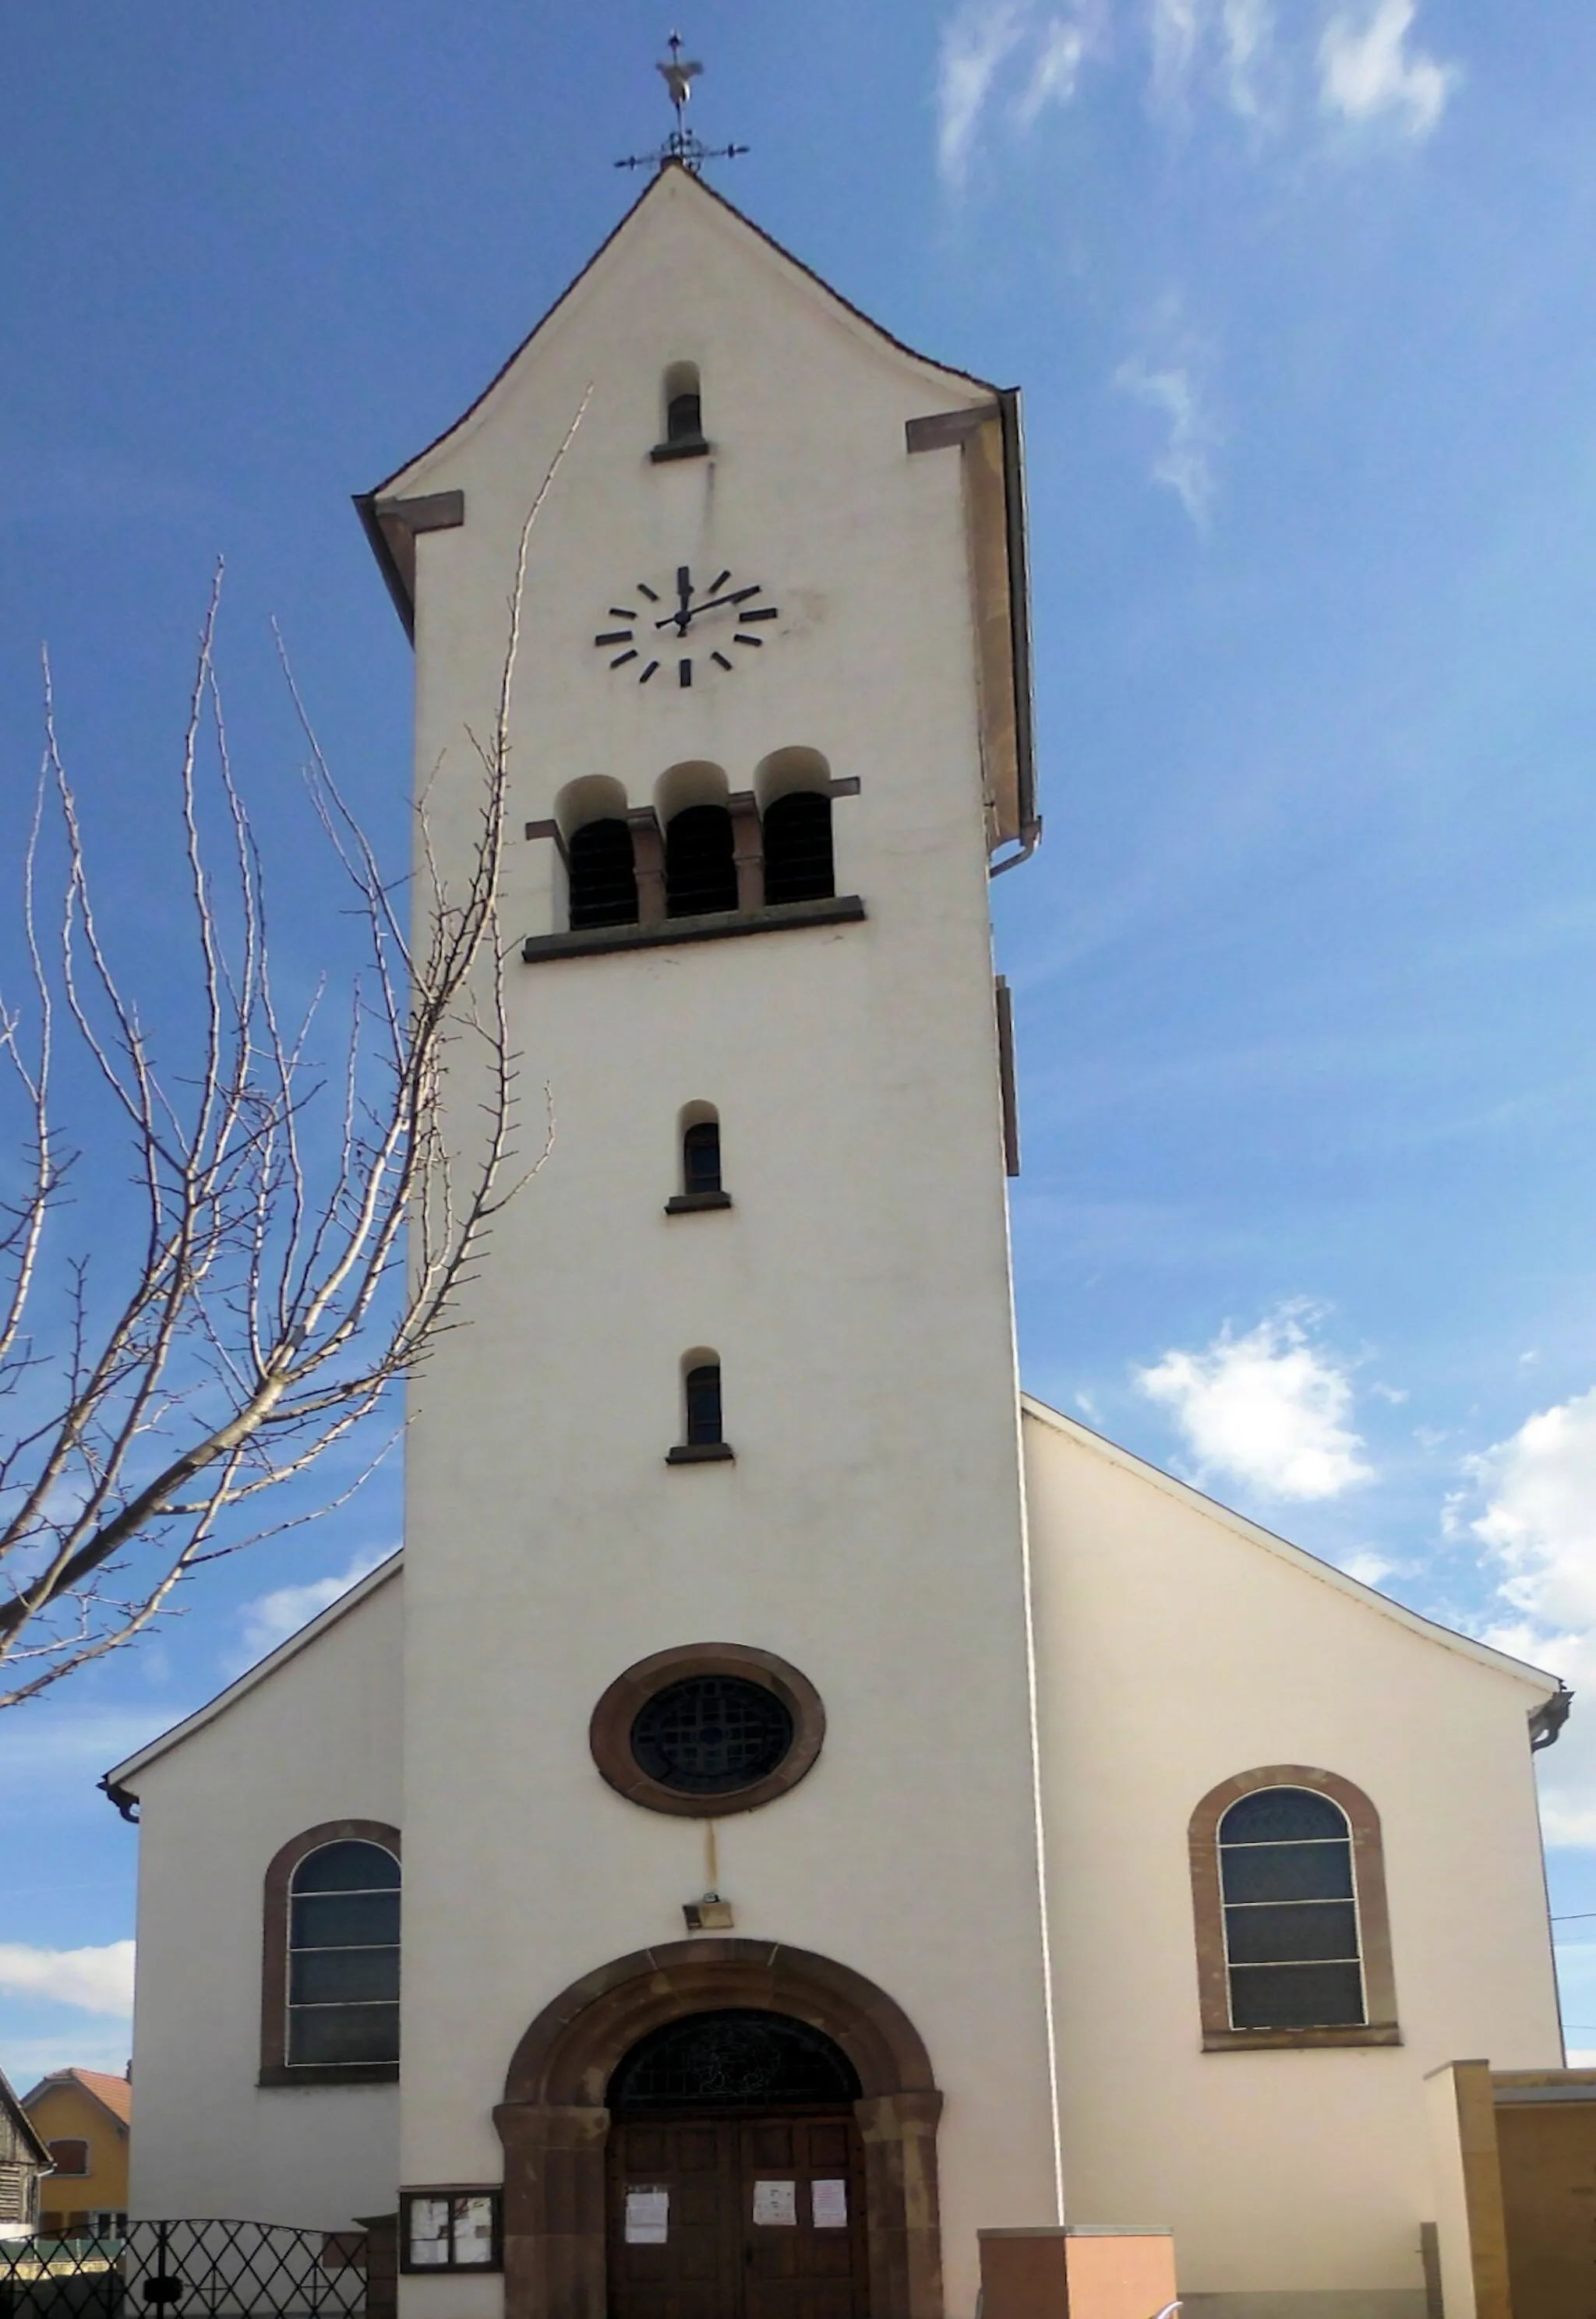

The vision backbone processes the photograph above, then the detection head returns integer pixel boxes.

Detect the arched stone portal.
[495,1939,944,2319]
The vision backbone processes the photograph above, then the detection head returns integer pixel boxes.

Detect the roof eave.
[103,1551,404,1798]
[1019,1393,1566,1699]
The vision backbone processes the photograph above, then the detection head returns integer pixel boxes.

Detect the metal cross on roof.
[615,32,749,175]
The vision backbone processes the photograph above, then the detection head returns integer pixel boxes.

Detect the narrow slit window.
[761,791,835,905]
[683,1120,722,1195]
[666,805,738,918]
[567,817,639,930]
[684,1363,723,1446]
[654,363,707,461]
[1218,1788,1365,2031]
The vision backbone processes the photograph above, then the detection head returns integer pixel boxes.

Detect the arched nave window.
[1188,1767,1399,2053]
[260,1821,401,2083]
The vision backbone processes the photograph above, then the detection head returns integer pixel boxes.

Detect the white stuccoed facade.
[382,158,1058,2307]
[110,168,1568,2319]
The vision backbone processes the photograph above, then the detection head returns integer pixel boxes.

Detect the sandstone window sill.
[258,2063,400,2088]
[522,895,865,965]
[1202,2022,1401,2053]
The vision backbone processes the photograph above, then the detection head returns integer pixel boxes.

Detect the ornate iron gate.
[0,2221,367,2319]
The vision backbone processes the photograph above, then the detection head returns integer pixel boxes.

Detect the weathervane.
[616,32,749,175]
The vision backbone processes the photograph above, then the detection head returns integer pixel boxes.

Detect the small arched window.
[683,1119,722,1196]
[567,818,638,930]
[666,804,738,918]
[684,1361,723,1445]
[1188,1767,1398,2051]
[762,791,835,905]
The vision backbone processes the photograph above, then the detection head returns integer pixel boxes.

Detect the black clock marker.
[707,569,731,595]
[679,658,693,687]
[639,660,660,683]
[727,584,762,603]
[595,629,634,647]
[740,606,779,623]
[637,582,660,602]
[711,651,733,671]
[610,649,638,669]
[734,634,764,648]
[609,607,639,620]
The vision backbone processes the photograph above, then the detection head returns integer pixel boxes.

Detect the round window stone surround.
[589,1643,826,1818]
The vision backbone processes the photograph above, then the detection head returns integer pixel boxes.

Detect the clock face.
[593,565,779,688]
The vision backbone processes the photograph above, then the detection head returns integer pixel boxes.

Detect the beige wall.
[387,168,1058,2317]
[125,1573,403,2231]
[27,2083,127,2225]
[1023,1403,1561,2307]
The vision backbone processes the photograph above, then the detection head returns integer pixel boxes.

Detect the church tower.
[360,158,1052,2319]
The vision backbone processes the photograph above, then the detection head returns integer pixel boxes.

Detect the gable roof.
[21,2070,130,2132]
[352,163,1037,857]
[1021,1392,1566,1707]
[0,2065,51,2169]
[102,1553,402,1805]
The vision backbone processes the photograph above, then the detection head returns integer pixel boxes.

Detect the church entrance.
[605,2010,869,2319]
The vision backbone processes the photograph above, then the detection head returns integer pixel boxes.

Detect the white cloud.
[1114,355,1220,529]
[1220,0,1276,120]
[0,1942,135,2017]
[1016,17,1088,123]
[937,1,1027,187]
[1469,1387,1596,1845]
[1319,0,1458,139]
[1340,1548,1394,1587]
[1137,1304,1373,1500]
[1150,0,1202,114]
[235,1550,392,1670]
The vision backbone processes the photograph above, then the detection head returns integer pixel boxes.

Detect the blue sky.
[5,0,1596,2083]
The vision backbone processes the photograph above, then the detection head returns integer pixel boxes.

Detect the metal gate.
[0,2221,367,2319]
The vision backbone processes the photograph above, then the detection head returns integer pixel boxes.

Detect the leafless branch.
[0,401,585,1706]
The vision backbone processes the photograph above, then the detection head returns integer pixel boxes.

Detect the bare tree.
[0,414,581,1710]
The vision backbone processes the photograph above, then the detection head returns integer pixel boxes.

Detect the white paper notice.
[625,2190,670,2246]
[752,2180,798,2227]
[811,2180,848,2229]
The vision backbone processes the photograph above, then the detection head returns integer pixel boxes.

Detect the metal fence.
[0,2222,366,2319]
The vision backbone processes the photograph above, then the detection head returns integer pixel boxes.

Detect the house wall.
[1022,1407,1562,2316]
[26,2082,128,2230]
[125,1572,403,2232]
[384,167,1058,2318]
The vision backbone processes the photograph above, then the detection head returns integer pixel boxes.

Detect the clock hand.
[653,585,764,630]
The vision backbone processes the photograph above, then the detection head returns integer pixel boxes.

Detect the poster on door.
[811,2180,849,2229]
[625,2189,670,2245]
[752,2180,797,2226]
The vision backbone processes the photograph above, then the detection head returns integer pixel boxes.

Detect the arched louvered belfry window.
[286,1838,401,2067]
[666,805,738,918]
[762,791,835,905]
[567,817,638,930]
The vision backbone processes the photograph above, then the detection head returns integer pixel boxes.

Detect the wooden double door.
[606,2111,868,2319]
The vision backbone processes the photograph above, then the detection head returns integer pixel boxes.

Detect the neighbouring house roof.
[21,2070,131,2134]
[1021,1392,1568,1715]
[0,2067,51,2169]
[101,1553,402,1805]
